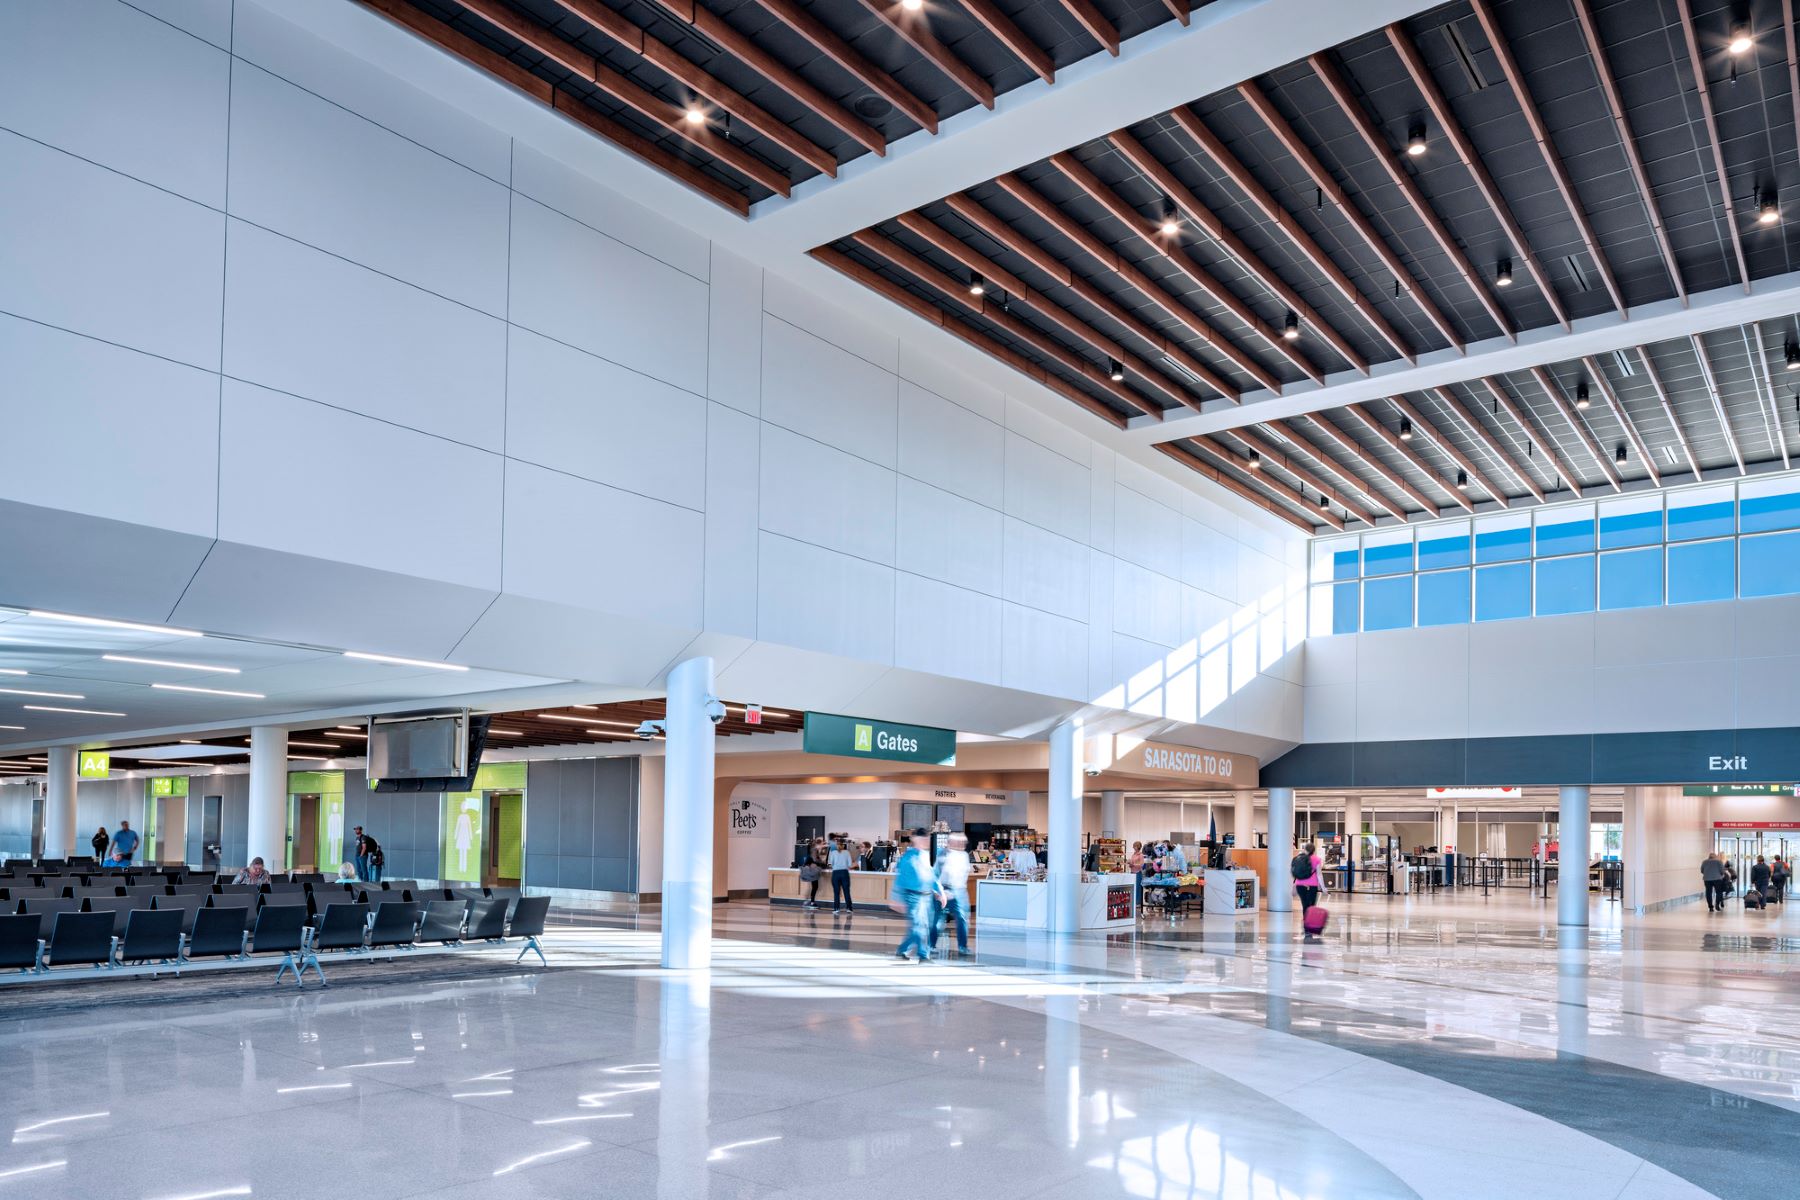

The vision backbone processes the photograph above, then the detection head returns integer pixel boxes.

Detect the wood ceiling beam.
[1346,403,1475,511]
[358,0,749,214]
[753,0,939,134]
[1263,418,1410,521]
[994,172,1282,394]
[636,0,886,157]
[1188,436,1347,530]
[1059,0,1119,56]
[1634,347,1703,481]
[895,212,1199,411]
[1528,367,1623,490]
[1166,107,1416,364]
[553,0,840,175]
[1386,395,1510,506]
[942,194,1239,401]
[1568,0,1685,307]
[1159,0,1191,26]
[861,1,995,109]
[1579,356,1659,484]
[1385,22,1569,330]
[1305,412,1439,515]
[955,1,1054,84]
[811,246,1127,428]
[1108,128,1373,374]
[1048,152,1323,384]
[452,0,793,197]
[1478,377,1581,498]
[1428,386,1545,502]
[1673,0,1753,293]
[1468,0,1624,317]
[1227,427,1376,525]
[1154,445,1316,533]
[850,229,1160,418]
[1236,81,1463,354]
[1308,52,1516,343]
[1687,335,1746,474]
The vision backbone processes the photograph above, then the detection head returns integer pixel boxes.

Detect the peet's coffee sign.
[1100,737,1256,788]
[729,797,771,838]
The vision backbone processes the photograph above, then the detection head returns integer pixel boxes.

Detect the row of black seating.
[0,894,550,984]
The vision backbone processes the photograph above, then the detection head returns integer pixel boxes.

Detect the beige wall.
[1624,786,1710,911]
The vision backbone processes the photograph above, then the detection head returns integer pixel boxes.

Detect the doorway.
[485,791,523,887]
[153,796,187,865]
[794,814,824,867]
[291,793,320,871]
[201,796,222,869]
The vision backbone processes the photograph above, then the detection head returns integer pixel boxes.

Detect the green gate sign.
[1683,784,1799,797]
[149,776,189,797]
[78,751,110,779]
[802,712,956,766]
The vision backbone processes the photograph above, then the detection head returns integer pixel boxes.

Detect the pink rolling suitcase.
[1303,905,1330,935]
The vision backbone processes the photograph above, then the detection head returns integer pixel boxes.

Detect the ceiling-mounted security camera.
[634,720,666,741]
[1083,764,1103,778]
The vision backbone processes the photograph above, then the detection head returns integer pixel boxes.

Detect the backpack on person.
[1290,852,1313,880]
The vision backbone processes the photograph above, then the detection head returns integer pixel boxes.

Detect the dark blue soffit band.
[1262,728,1800,788]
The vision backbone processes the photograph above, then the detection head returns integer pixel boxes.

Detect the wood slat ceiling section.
[0,701,803,774]
[819,0,1800,465]
[355,0,1207,210]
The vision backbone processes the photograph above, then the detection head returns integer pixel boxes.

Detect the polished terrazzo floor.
[0,889,1795,1199]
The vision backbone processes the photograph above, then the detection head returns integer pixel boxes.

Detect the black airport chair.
[311,903,370,953]
[116,909,184,968]
[380,880,417,893]
[417,900,467,944]
[43,911,114,969]
[508,895,550,965]
[206,893,255,912]
[0,913,42,972]
[183,905,250,960]
[249,905,317,986]
[151,893,208,936]
[22,897,83,940]
[465,897,508,941]
[80,899,136,938]
[368,902,420,950]
[216,883,260,895]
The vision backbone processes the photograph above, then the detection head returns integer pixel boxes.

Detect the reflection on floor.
[0,889,1795,1199]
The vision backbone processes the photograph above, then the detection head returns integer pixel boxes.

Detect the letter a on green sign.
[854,724,873,752]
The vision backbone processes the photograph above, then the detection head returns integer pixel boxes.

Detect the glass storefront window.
[1416,569,1470,626]
[1666,538,1733,605]
[1535,555,1595,615]
[1598,547,1662,610]
[1474,562,1530,621]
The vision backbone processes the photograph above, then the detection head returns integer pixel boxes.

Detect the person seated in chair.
[335,861,360,885]
[233,857,272,886]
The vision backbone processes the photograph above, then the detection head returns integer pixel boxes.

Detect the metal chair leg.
[515,935,545,966]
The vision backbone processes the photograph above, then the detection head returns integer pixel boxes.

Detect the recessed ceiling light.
[325,730,368,739]
[1728,23,1753,54]
[343,651,469,672]
[0,725,23,731]
[23,705,126,717]
[28,611,203,637]
[1406,123,1427,156]
[0,687,84,700]
[538,713,638,727]
[490,729,524,736]
[102,654,239,674]
[0,669,25,677]
[288,740,340,750]
[151,683,267,699]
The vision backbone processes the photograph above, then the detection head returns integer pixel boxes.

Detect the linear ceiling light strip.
[1633,348,1704,481]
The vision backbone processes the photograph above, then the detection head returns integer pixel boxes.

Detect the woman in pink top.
[1293,841,1324,915]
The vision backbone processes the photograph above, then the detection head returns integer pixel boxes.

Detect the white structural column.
[44,746,76,859]
[1267,787,1296,912]
[1344,796,1363,839]
[1047,718,1082,934]
[1100,790,1124,838]
[661,656,717,969]
[1234,790,1256,849]
[246,726,288,868]
[1439,805,1459,852]
[1558,785,1591,928]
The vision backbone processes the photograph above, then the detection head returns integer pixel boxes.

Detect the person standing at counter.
[829,837,855,915]
[1007,842,1038,874]
[931,833,972,958]
[892,828,936,963]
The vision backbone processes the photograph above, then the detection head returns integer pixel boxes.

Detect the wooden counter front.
[768,867,980,911]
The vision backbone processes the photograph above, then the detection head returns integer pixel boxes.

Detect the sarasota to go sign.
[1096,736,1257,787]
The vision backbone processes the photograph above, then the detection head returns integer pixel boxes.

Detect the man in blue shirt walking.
[109,820,140,864]
[891,828,938,963]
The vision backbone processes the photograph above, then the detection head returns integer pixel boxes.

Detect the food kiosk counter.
[767,868,980,912]
[975,875,1135,930]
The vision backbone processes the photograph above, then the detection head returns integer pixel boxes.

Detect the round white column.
[1267,787,1295,912]
[246,726,287,869]
[44,746,77,860]
[1099,790,1124,839]
[1344,796,1362,839]
[1047,717,1082,934]
[660,656,716,969]
[1557,785,1591,928]
[1233,789,1256,851]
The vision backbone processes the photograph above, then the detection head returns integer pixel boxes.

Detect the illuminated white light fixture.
[1496,258,1513,286]
[490,729,523,736]
[1455,469,1470,491]
[1786,341,1799,370]
[288,740,340,750]
[1247,449,1262,471]
[1282,311,1300,340]
[103,654,239,674]
[1406,123,1427,156]
[0,687,83,700]
[684,106,705,125]
[24,705,126,717]
[325,730,368,739]
[967,271,985,296]
[0,725,23,731]
[1615,443,1628,464]
[1158,197,1180,236]
[1759,191,1780,224]
[901,0,923,10]
[1108,358,1125,382]
[0,669,25,677]
[1399,417,1413,441]
[151,683,267,699]
[28,611,202,638]
[539,713,637,727]
[343,651,468,672]
[1728,23,1753,54]
[1575,380,1591,410]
